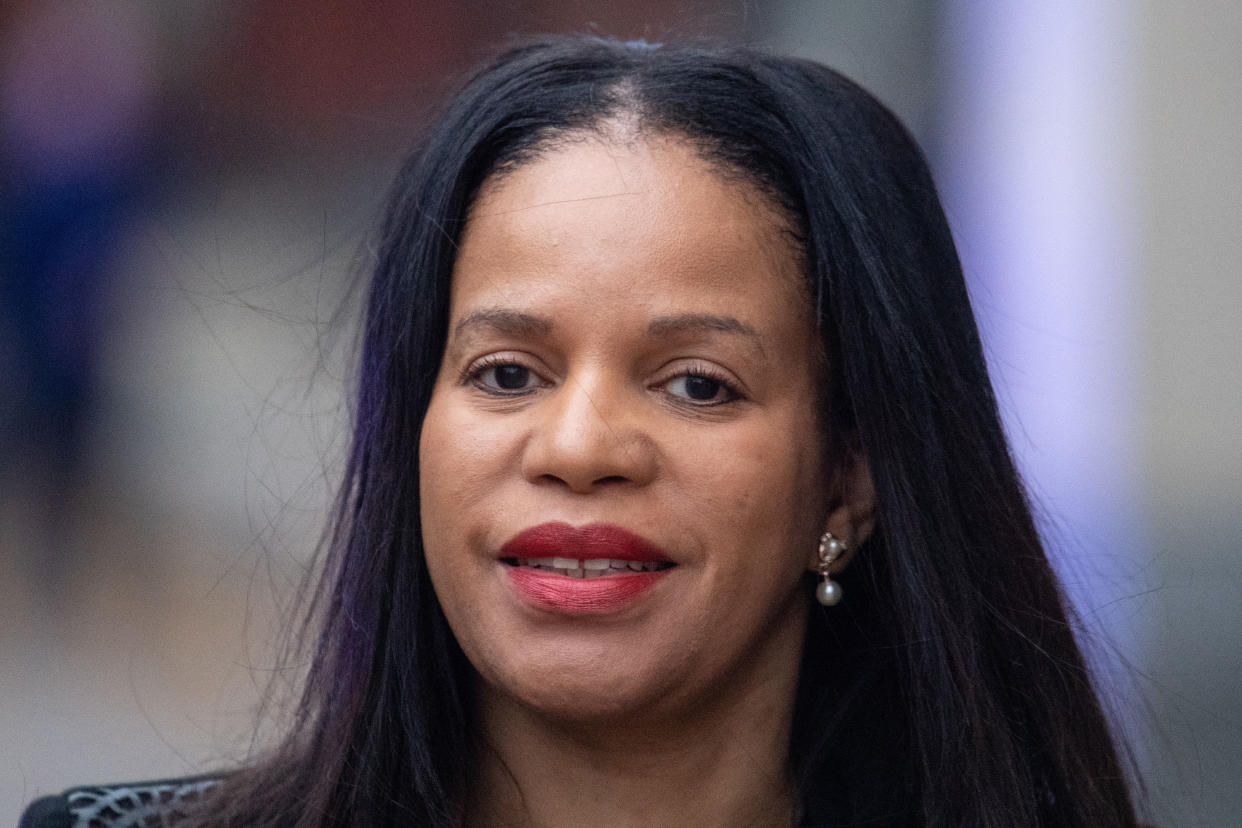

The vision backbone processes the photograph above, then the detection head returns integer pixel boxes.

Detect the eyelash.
[657,361,742,407]
[460,355,744,407]
[461,354,545,396]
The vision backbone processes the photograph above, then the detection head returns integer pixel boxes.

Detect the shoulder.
[19,775,224,828]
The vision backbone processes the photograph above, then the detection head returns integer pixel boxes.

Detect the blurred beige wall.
[1139,1,1242,823]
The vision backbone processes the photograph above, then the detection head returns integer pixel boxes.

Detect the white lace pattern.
[65,778,219,827]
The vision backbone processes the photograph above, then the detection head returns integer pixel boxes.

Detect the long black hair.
[203,35,1139,826]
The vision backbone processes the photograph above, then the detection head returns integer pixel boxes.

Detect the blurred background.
[1,1,1237,823]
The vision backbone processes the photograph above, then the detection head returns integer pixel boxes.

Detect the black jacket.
[19,776,222,828]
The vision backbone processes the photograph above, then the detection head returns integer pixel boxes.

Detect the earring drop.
[815,532,846,606]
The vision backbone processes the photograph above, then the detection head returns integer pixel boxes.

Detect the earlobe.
[813,532,847,606]
[808,451,876,574]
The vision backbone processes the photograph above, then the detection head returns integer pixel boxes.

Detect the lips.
[500,522,675,614]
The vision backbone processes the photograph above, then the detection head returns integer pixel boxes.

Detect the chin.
[479,643,690,726]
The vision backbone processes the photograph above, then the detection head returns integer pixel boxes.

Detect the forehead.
[454,136,808,316]
[475,133,773,217]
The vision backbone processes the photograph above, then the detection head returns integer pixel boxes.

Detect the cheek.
[721,411,821,505]
[419,395,486,571]
[420,393,518,522]
[418,396,503,640]
[666,409,825,565]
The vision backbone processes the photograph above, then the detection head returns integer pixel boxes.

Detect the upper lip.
[500,522,673,563]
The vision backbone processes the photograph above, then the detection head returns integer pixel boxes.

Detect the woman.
[22,35,1141,827]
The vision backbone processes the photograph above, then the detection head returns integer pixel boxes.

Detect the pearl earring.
[815,532,846,606]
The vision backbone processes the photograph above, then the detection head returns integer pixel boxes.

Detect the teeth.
[515,557,669,576]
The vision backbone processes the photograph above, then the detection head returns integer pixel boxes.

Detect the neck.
[468,616,805,827]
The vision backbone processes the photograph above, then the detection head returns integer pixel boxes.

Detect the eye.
[662,370,741,406]
[467,357,545,395]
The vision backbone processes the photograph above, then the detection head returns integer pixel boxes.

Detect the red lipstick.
[501,522,674,615]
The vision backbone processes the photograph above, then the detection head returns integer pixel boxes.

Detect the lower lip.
[507,567,668,615]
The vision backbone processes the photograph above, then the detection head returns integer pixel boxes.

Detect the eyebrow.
[646,313,767,357]
[452,309,552,342]
[450,308,766,357]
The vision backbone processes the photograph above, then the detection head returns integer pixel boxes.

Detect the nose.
[521,372,657,493]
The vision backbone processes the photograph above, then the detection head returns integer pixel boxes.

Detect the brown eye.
[684,376,721,400]
[492,365,531,390]
[472,362,542,394]
[665,374,737,405]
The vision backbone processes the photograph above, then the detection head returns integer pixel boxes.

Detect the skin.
[419,133,874,827]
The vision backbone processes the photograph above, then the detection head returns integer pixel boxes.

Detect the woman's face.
[419,135,831,724]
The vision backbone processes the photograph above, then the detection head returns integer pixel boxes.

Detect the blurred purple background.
[2,2,1238,823]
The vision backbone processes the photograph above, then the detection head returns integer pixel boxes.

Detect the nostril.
[521,417,656,491]
[533,472,631,492]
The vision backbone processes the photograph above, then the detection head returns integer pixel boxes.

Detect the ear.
[808,449,876,574]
